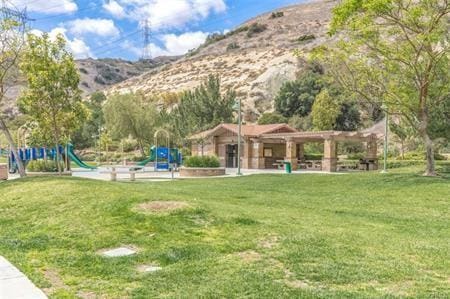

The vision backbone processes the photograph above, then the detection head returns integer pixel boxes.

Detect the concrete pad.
[0,256,47,299]
[101,247,136,257]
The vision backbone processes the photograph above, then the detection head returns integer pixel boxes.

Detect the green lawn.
[0,169,449,298]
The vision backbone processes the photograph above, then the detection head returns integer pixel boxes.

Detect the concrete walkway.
[0,256,47,299]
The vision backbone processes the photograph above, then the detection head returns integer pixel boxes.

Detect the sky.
[7,0,305,61]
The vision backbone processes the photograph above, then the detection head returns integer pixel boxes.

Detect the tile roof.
[189,123,297,140]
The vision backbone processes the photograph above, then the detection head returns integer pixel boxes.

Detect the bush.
[270,12,284,19]
[247,23,267,38]
[398,151,447,161]
[296,34,316,43]
[184,156,220,168]
[27,160,64,172]
[226,42,240,51]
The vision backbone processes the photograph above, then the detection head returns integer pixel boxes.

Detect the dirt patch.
[285,279,309,289]
[258,235,280,249]
[236,250,262,263]
[135,201,189,213]
[78,291,108,299]
[42,269,69,295]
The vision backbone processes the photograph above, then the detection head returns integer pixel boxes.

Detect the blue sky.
[9,0,305,60]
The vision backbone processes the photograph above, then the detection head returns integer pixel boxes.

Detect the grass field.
[0,168,449,298]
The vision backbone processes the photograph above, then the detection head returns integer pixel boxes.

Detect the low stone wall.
[27,172,72,177]
[180,167,226,177]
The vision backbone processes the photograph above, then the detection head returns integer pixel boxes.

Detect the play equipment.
[7,144,95,173]
[67,144,96,170]
[137,129,182,170]
[137,146,182,168]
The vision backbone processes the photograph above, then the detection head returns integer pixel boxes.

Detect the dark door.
[226,144,237,168]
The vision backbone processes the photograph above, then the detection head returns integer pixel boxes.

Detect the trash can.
[284,161,292,174]
[0,164,8,180]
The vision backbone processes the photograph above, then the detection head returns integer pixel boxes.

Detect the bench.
[100,167,138,181]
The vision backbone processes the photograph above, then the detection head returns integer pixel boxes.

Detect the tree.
[335,102,361,131]
[72,91,106,149]
[19,33,87,174]
[315,0,449,176]
[0,5,26,177]
[275,69,324,118]
[171,75,235,140]
[257,112,288,125]
[311,89,340,130]
[103,93,159,155]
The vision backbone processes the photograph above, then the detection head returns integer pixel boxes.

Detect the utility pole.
[237,97,242,176]
[141,19,151,60]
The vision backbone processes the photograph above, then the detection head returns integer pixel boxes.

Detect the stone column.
[191,142,198,156]
[285,139,298,170]
[322,139,337,172]
[366,138,379,170]
[242,138,252,169]
[212,136,219,156]
[252,139,265,169]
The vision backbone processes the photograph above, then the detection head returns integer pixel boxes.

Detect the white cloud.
[124,31,208,57]
[29,28,94,59]
[66,18,120,38]
[110,0,226,31]
[103,0,126,19]
[9,0,77,14]
[161,31,208,55]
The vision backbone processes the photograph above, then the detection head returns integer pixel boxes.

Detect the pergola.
[189,124,380,172]
[257,131,379,172]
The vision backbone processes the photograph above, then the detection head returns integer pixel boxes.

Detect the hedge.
[184,156,220,168]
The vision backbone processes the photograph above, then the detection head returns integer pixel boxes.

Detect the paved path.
[0,256,47,299]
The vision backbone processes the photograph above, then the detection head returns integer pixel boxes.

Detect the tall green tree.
[315,0,449,176]
[172,75,235,140]
[311,89,340,130]
[72,91,106,149]
[257,112,288,125]
[275,69,324,118]
[19,33,87,174]
[103,93,159,155]
[0,8,26,177]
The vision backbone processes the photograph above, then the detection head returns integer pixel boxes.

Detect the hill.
[108,0,337,121]
[1,56,179,117]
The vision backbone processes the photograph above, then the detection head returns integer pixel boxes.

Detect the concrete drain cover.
[101,247,136,257]
[138,265,162,273]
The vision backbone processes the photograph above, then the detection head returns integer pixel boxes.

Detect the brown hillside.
[109,0,338,121]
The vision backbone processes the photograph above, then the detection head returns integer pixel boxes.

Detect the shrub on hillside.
[296,34,316,43]
[270,12,284,19]
[247,23,268,37]
[184,156,220,168]
[226,42,240,51]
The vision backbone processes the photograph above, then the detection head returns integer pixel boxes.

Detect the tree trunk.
[0,117,26,177]
[421,130,436,176]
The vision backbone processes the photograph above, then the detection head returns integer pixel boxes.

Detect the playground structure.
[6,144,95,174]
[137,129,182,171]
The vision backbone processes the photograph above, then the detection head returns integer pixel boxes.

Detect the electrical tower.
[1,0,35,28]
[141,19,151,60]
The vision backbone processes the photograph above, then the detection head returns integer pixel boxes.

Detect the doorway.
[226,144,238,168]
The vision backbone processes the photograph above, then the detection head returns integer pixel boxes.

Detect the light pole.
[381,105,388,173]
[237,97,242,176]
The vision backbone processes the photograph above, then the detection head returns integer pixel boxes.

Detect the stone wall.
[180,167,226,177]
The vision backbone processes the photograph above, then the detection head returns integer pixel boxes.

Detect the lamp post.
[381,105,389,173]
[236,98,242,176]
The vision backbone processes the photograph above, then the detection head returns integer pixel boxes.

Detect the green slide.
[67,144,96,170]
[137,148,156,166]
